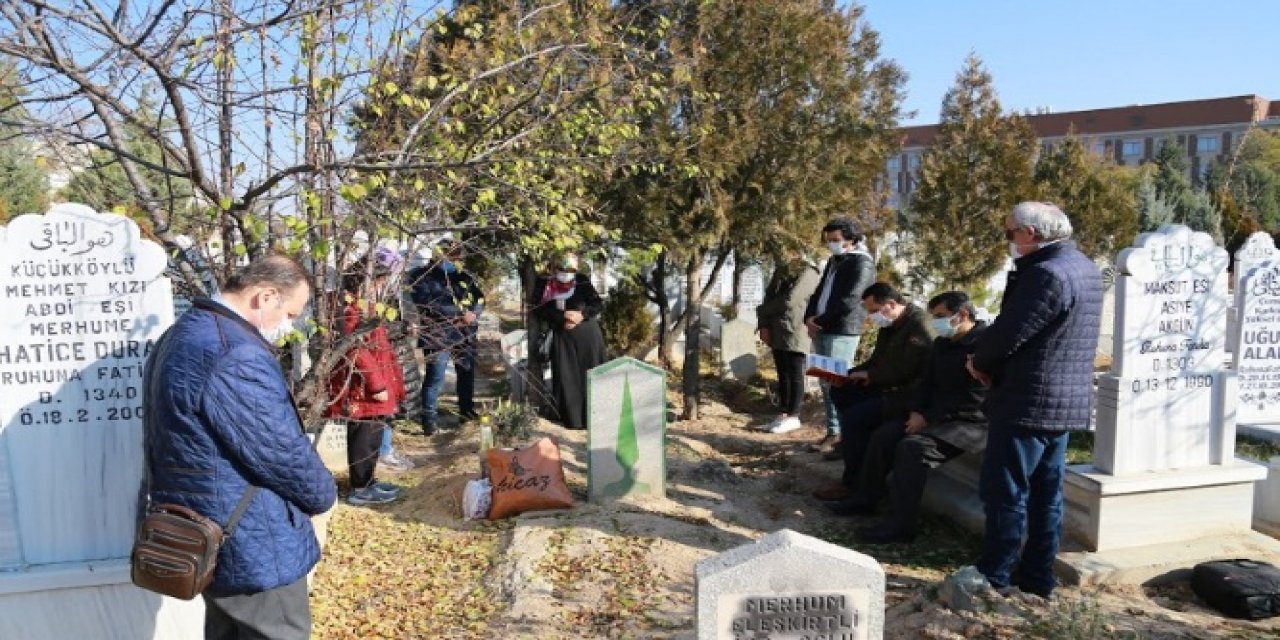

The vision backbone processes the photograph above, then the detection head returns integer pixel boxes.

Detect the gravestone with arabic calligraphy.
[1227,232,1278,354]
[0,204,193,638]
[1066,225,1268,554]
[1093,224,1231,474]
[1235,259,1280,425]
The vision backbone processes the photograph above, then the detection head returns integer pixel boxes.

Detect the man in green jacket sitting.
[814,283,934,507]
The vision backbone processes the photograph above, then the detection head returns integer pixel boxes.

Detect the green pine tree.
[1033,134,1139,260]
[1137,172,1176,232]
[907,54,1037,288]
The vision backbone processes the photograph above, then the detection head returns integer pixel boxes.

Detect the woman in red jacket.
[326,255,408,505]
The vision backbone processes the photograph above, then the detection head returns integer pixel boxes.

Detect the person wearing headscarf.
[531,253,606,429]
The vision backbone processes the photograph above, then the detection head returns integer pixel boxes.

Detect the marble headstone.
[0,204,201,640]
[500,329,528,401]
[1094,224,1232,475]
[1235,260,1280,425]
[1234,232,1278,295]
[696,529,884,640]
[1228,232,1278,354]
[586,357,666,500]
[0,203,173,568]
[720,319,758,381]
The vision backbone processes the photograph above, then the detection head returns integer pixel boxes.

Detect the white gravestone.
[0,203,202,638]
[1234,232,1278,296]
[1235,260,1280,425]
[719,319,758,381]
[586,357,666,500]
[1066,224,1266,552]
[1228,233,1278,354]
[499,329,528,401]
[1095,224,1232,474]
[696,529,885,640]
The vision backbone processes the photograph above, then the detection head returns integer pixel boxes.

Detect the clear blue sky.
[858,1,1280,126]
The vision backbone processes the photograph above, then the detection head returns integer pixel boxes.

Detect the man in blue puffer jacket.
[143,255,336,638]
[966,202,1103,599]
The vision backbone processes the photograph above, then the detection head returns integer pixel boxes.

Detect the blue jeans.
[379,426,393,457]
[421,349,476,426]
[976,425,1069,597]
[813,333,861,436]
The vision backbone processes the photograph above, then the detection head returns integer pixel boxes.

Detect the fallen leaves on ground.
[311,505,505,639]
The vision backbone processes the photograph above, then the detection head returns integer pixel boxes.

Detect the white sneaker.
[770,416,802,434]
[759,415,783,432]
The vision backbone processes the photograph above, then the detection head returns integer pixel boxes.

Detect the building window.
[908,155,921,169]
[1091,141,1106,156]
[1122,140,1142,157]
[886,157,900,172]
[1197,137,1219,153]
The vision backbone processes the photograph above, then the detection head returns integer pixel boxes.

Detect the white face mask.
[260,318,295,344]
[827,241,847,256]
[555,271,576,283]
[257,298,296,344]
[1008,239,1059,258]
[867,310,893,328]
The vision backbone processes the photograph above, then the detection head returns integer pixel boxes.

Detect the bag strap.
[222,486,259,540]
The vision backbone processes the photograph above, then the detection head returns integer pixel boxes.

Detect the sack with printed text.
[486,437,574,519]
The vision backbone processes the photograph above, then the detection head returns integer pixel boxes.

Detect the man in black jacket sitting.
[842,291,989,543]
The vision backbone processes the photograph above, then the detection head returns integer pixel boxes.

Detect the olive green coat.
[756,262,821,354]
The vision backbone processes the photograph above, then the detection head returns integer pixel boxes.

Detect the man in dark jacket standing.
[804,218,876,452]
[819,283,933,506]
[143,255,337,639]
[967,202,1103,599]
[408,239,486,435]
[848,291,989,543]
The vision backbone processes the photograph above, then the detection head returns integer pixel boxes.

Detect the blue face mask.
[440,260,457,274]
[930,315,958,338]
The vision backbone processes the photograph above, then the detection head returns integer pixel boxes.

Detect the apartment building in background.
[887,94,1280,209]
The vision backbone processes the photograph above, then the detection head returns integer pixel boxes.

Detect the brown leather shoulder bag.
[130,489,257,600]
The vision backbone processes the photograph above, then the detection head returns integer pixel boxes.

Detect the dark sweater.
[911,322,989,425]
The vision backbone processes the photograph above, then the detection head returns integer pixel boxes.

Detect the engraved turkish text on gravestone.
[0,203,173,565]
[1236,260,1280,425]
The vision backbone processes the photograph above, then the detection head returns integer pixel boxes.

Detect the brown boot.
[812,484,851,501]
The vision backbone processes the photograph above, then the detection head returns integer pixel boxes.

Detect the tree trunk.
[648,251,674,369]
[728,255,745,320]
[681,251,703,421]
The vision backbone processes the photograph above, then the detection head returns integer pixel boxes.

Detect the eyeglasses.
[1003,227,1022,241]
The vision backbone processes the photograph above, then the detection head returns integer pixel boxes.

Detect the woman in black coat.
[531,254,606,429]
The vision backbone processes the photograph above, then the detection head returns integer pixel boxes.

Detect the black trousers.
[772,349,806,415]
[858,421,965,533]
[834,385,884,487]
[204,578,311,640]
[346,420,385,490]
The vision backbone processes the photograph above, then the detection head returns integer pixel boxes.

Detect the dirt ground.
[309,344,1280,639]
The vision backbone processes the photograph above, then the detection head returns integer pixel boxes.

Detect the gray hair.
[223,254,312,294]
[1010,201,1073,242]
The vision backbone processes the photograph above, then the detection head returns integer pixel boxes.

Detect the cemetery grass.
[309,351,1280,639]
